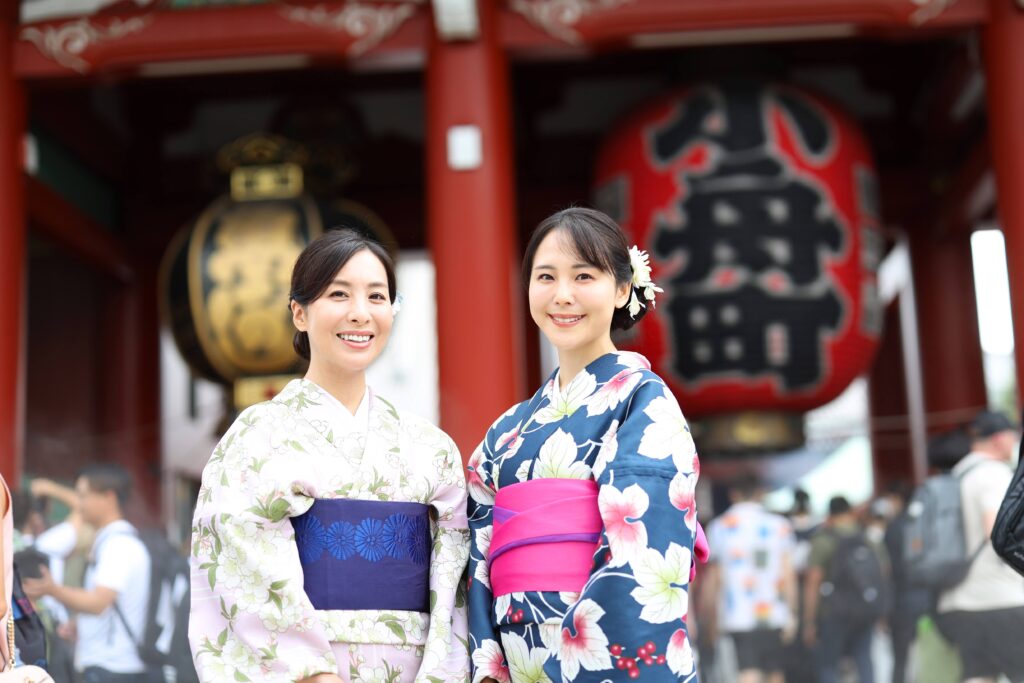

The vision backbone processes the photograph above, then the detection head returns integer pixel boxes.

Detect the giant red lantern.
[594,83,882,451]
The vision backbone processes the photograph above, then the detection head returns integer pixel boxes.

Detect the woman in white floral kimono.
[190,230,470,683]
[467,208,707,682]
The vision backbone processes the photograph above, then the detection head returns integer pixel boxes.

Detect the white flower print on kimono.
[190,379,470,682]
[467,352,700,682]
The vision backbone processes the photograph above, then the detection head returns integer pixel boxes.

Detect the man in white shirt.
[23,464,153,683]
[705,474,798,683]
[936,410,1024,683]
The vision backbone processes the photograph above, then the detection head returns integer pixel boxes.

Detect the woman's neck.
[557,340,617,391]
[304,363,367,415]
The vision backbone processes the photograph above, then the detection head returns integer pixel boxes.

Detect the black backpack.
[10,564,47,670]
[992,450,1024,576]
[821,531,889,624]
[111,530,198,683]
[902,464,985,591]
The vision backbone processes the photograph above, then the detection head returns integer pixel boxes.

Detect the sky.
[972,228,1015,355]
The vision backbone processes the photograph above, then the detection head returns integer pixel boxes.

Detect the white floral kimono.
[190,379,470,683]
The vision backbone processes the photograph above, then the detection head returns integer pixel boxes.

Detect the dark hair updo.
[289,228,397,360]
[522,207,649,331]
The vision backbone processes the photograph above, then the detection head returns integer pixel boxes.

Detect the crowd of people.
[0,465,195,683]
[693,407,1024,683]
[0,207,1021,683]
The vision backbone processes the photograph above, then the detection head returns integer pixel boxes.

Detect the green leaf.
[233,671,250,681]
[429,590,437,611]
[207,565,217,589]
[268,498,291,522]
[217,628,228,647]
[384,620,407,643]
[269,580,288,591]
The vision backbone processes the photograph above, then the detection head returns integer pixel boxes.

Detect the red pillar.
[425,1,524,459]
[869,301,915,487]
[101,270,161,525]
[909,230,988,431]
[0,7,26,486]
[985,0,1024,402]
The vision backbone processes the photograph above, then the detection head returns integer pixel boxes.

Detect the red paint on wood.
[426,0,525,461]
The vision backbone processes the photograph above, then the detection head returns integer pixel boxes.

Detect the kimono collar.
[545,351,651,403]
[275,378,373,437]
[315,381,371,430]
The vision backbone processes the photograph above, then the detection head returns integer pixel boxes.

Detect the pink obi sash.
[489,479,601,597]
[488,478,712,596]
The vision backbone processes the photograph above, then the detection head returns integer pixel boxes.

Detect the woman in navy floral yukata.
[467,207,707,683]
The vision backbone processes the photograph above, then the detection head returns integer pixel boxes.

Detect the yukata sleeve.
[416,435,471,683]
[558,378,700,682]
[466,428,503,683]
[189,406,337,683]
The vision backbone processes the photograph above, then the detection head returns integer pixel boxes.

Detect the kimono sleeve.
[466,425,501,683]
[416,435,471,682]
[189,405,338,683]
[560,378,701,681]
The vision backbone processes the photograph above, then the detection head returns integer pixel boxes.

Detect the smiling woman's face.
[291,248,394,380]
[528,229,630,364]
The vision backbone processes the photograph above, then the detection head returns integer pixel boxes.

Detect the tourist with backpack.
[932,410,1024,683]
[803,496,889,683]
[21,464,158,683]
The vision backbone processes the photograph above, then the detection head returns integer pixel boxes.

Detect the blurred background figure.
[804,495,889,683]
[911,427,974,683]
[784,488,821,683]
[10,488,46,552]
[879,481,929,683]
[705,473,798,683]
[23,464,154,683]
[12,478,86,681]
[934,410,1024,683]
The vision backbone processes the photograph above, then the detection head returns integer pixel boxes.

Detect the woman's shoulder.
[236,398,288,424]
[487,394,540,433]
[612,351,663,380]
[217,399,290,444]
[375,395,457,446]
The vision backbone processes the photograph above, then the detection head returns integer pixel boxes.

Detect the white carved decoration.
[20,15,153,73]
[281,2,425,56]
[432,0,480,41]
[510,0,634,44]
[908,0,959,25]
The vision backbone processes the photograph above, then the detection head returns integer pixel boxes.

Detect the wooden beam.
[26,175,134,282]
[15,3,429,80]
[502,0,988,51]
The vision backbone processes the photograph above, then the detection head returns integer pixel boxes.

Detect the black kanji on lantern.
[649,84,846,391]
[665,284,842,390]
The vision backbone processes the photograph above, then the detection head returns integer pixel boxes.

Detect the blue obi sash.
[291,499,431,612]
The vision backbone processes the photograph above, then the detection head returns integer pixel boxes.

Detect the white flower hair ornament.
[392,291,404,316]
[626,245,664,318]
